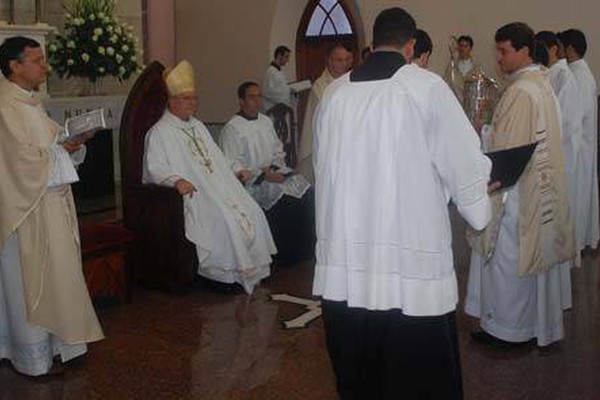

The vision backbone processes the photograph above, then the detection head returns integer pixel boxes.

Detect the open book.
[65,108,107,140]
[288,79,312,93]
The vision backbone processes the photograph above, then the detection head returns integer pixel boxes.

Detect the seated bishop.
[220,82,315,265]
[142,61,277,294]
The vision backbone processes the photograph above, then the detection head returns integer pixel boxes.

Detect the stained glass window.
[305,0,353,37]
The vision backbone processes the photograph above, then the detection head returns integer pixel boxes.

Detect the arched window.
[305,0,353,37]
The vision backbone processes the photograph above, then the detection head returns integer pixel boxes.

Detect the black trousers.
[265,189,315,265]
[321,300,463,400]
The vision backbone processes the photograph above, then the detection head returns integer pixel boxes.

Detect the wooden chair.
[119,61,197,291]
[266,103,298,168]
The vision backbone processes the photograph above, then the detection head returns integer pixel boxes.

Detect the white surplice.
[263,64,291,111]
[143,111,277,294]
[312,64,491,316]
[549,59,585,251]
[569,59,599,249]
[220,113,310,210]
[0,140,87,376]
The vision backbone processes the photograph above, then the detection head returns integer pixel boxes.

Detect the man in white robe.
[262,45,292,111]
[297,43,352,183]
[467,23,576,348]
[221,82,314,265]
[0,37,104,376]
[313,8,492,399]
[143,61,276,294]
[536,31,584,256]
[560,29,599,250]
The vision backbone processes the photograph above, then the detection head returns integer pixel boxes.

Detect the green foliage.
[47,0,143,83]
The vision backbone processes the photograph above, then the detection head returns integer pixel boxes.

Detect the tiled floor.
[1,211,599,399]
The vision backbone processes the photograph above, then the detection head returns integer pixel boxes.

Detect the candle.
[35,0,42,23]
[8,0,15,24]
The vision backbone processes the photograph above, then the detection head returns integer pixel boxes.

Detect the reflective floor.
[1,211,599,399]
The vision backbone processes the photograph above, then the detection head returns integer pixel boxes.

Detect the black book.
[486,142,538,189]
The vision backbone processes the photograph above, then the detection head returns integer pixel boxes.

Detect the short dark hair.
[0,36,41,78]
[274,45,291,59]
[559,29,587,57]
[414,29,433,58]
[458,35,474,48]
[533,41,550,67]
[535,31,559,50]
[495,22,535,57]
[326,42,352,57]
[237,81,259,99]
[372,7,416,48]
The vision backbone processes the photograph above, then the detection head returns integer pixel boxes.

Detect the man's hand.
[61,131,96,153]
[488,181,502,194]
[61,138,86,153]
[236,169,253,184]
[263,168,285,183]
[175,178,198,197]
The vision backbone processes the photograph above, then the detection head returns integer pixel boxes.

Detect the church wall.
[174,0,279,123]
[175,0,600,122]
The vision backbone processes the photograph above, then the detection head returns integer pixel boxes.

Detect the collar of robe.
[0,80,40,106]
[237,110,259,121]
[164,109,196,129]
[270,61,281,71]
[350,50,407,82]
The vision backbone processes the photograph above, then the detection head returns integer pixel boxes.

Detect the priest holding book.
[466,23,576,347]
[0,36,104,376]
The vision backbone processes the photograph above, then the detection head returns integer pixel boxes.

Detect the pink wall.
[145,0,175,67]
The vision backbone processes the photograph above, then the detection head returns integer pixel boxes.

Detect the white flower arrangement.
[48,0,143,83]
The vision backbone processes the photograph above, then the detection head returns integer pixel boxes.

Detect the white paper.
[288,80,312,93]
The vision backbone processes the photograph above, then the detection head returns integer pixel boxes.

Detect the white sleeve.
[219,123,249,173]
[47,142,80,188]
[142,129,182,187]
[430,81,492,231]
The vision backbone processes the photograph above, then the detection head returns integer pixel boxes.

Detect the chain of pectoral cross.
[180,127,213,173]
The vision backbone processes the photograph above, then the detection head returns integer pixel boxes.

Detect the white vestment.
[569,59,599,249]
[312,64,491,316]
[220,114,311,210]
[466,189,571,346]
[0,142,87,376]
[262,64,291,111]
[298,68,337,183]
[466,66,573,346]
[549,59,585,252]
[143,111,277,294]
[457,58,475,76]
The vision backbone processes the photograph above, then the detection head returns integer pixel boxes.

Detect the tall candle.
[35,0,42,23]
[8,0,15,24]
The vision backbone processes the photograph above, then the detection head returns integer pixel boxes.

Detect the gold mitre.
[164,60,195,96]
